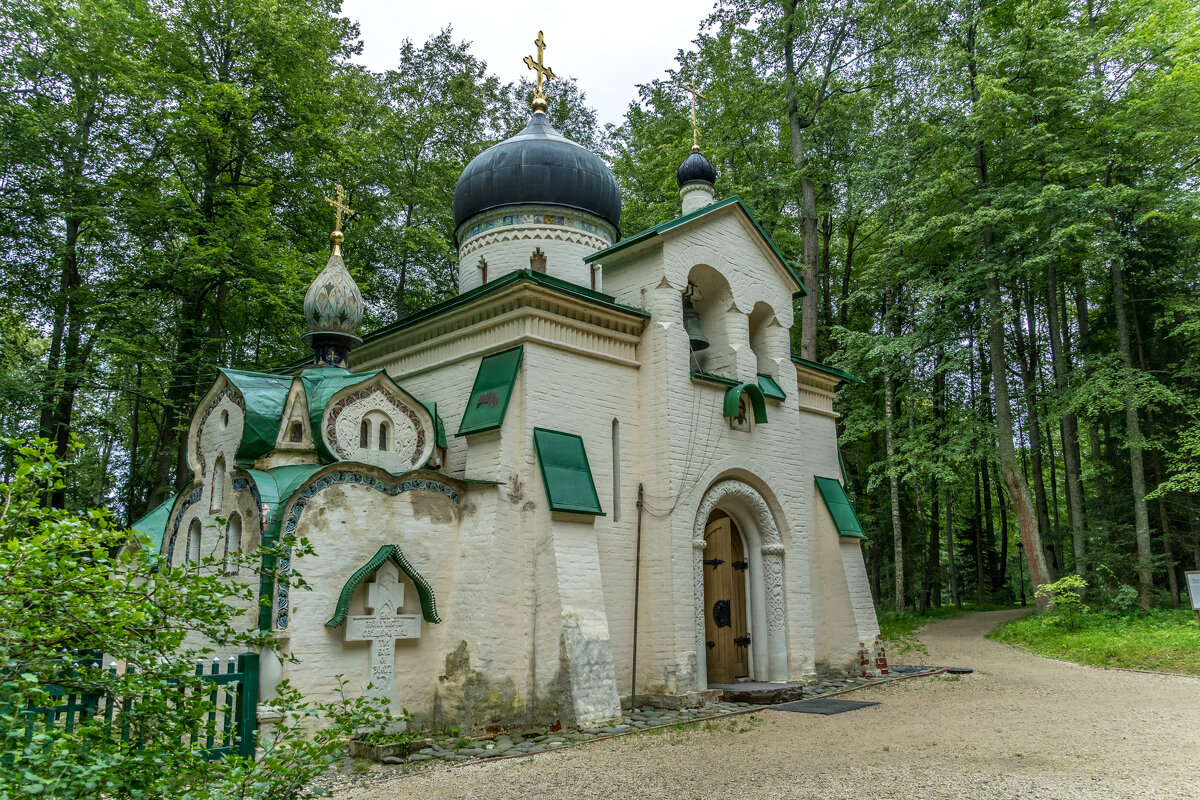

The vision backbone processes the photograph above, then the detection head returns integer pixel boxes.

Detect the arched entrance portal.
[702,511,750,683]
[692,479,788,686]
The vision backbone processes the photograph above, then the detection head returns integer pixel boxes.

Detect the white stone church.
[134,83,883,732]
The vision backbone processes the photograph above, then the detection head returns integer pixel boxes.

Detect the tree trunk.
[883,274,905,613]
[1046,262,1086,574]
[945,484,960,607]
[987,274,1051,610]
[1110,260,1153,609]
[1013,290,1057,575]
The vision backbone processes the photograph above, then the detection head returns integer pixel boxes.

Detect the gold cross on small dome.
[325,184,354,234]
[524,31,556,112]
[685,82,706,152]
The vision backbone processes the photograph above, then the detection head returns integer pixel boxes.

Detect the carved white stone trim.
[692,479,787,684]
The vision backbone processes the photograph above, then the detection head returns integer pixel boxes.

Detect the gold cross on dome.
[325,184,354,233]
[523,31,556,106]
[685,82,706,151]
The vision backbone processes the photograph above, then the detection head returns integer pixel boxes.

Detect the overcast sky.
[340,0,715,127]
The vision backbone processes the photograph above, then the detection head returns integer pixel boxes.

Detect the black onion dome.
[677,149,717,188]
[453,112,621,235]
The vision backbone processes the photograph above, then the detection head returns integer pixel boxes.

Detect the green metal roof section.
[457,346,523,436]
[298,367,384,462]
[583,195,807,296]
[532,428,604,516]
[815,476,865,538]
[690,369,740,388]
[130,495,175,551]
[243,464,328,541]
[757,374,787,401]
[356,269,648,350]
[723,383,768,424]
[325,544,441,627]
[421,401,448,449]
[218,368,293,463]
[791,355,862,384]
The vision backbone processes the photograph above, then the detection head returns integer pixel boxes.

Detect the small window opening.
[186,518,201,565]
[591,265,598,291]
[360,419,369,448]
[210,456,225,512]
[225,513,242,575]
[478,257,488,285]
[378,421,389,452]
[289,421,303,443]
[220,409,230,429]
[530,247,547,273]
[611,419,620,522]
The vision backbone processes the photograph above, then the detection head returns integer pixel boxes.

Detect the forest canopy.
[2,0,1197,613]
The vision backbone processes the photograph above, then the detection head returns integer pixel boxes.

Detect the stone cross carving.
[344,561,421,711]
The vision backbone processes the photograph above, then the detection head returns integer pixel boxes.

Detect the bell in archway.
[682,294,710,352]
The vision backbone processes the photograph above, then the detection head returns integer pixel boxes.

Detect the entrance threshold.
[708,681,807,704]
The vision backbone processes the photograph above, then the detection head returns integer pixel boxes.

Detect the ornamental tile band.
[460,206,615,246]
[164,486,204,565]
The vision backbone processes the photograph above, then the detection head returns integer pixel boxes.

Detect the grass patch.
[989,608,1200,675]
[878,602,1014,654]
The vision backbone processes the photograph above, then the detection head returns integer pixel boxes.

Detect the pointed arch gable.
[317,372,435,468]
[325,544,440,627]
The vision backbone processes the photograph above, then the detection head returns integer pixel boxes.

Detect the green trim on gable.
[791,355,862,384]
[457,346,523,436]
[757,374,787,401]
[723,383,768,424]
[815,476,865,538]
[243,464,328,542]
[532,428,604,516]
[583,195,808,296]
[130,495,175,551]
[421,401,448,449]
[325,544,441,627]
[218,368,293,463]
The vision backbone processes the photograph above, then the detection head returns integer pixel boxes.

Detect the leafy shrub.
[1035,574,1089,630]
[0,440,390,798]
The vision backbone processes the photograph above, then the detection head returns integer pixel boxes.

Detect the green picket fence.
[11,651,259,761]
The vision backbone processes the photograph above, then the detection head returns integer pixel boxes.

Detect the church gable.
[273,377,317,454]
[317,372,436,473]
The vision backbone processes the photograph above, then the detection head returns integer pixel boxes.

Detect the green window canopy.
[815,476,865,538]
[457,346,523,436]
[757,374,786,401]
[723,383,768,424]
[532,428,604,516]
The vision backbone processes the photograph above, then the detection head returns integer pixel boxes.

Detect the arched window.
[210,456,225,512]
[611,419,621,522]
[289,421,303,443]
[686,265,738,376]
[186,518,201,565]
[378,421,389,451]
[225,513,242,575]
[360,419,370,449]
[748,301,780,377]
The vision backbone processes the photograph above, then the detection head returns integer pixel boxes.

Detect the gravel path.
[338,610,1199,800]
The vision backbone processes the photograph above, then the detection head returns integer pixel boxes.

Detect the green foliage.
[0,440,389,798]
[990,608,1200,675]
[1034,574,1089,630]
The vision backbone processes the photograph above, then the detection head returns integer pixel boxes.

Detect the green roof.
[457,346,523,436]
[791,356,862,384]
[583,196,807,297]
[130,495,175,551]
[691,369,740,388]
[532,428,604,516]
[757,374,787,401]
[218,368,293,463]
[815,476,865,538]
[244,464,328,540]
[723,383,768,424]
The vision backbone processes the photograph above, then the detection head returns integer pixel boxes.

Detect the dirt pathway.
[339,610,1199,800]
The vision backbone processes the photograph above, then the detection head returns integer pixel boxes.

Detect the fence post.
[235,653,260,760]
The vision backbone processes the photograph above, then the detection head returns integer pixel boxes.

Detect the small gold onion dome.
[302,233,363,345]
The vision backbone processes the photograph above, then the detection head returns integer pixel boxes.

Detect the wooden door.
[703,515,749,684]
